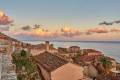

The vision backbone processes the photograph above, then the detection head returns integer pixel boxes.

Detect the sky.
[0,0,120,41]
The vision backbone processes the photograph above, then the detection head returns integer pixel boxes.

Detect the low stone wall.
[1,54,17,80]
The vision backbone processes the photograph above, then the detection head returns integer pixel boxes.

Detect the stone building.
[30,41,58,56]
[75,55,116,67]
[35,51,84,80]
[75,55,116,78]
[81,49,102,56]
[69,46,80,57]
[69,46,80,52]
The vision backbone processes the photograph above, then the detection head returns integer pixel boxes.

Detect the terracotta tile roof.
[69,51,80,53]
[0,36,11,40]
[28,44,44,50]
[69,46,80,48]
[76,55,115,62]
[0,32,19,42]
[57,49,68,54]
[97,73,120,80]
[86,49,101,53]
[35,51,68,72]
[15,44,22,47]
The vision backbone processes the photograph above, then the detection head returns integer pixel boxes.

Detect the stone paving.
[1,54,17,80]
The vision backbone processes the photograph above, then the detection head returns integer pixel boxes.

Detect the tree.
[98,57,112,73]
[21,50,27,57]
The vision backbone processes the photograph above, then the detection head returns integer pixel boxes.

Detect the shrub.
[21,50,27,57]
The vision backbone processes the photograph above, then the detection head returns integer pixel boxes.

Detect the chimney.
[50,44,54,50]
[45,41,49,51]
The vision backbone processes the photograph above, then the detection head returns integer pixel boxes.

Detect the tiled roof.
[28,44,44,50]
[97,73,120,80]
[69,51,80,53]
[86,49,101,53]
[35,51,68,72]
[76,55,115,62]
[57,49,68,54]
[0,32,19,42]
[69,46,80,48]
[15,44,22,47]
[0,36,11,40]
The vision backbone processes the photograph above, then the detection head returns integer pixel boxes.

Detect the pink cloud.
[61,26,71,32]
[11,25,120,40]
[61,26,82,37]
[111,27,120,32]
[0,11,14,25]
[12,26,83,40]
[88,26,108,33]
[0,25,9,32]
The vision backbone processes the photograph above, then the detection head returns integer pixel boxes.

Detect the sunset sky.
[0,0,120,41]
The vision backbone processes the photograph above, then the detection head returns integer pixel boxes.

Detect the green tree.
[98,57,112,73]
[21,50,27,57]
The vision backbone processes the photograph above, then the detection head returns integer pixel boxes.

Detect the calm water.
[22,41,120,62]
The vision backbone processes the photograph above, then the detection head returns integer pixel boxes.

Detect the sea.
[22,41,120,62]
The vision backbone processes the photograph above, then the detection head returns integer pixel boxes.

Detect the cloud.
[12,26,83,40]
[12,26,120,40]
[0,25,9,32]
[12,28,54,40]
[61,26,71,32]
[61,26,82,37]
[114,20,120,23]
[21,25,31,31]
[0,11,14,32]
[0,11,14,25]
[99,21,113,25]
[9,23,15,26]
[21,24,41,31]
[42,29,49,32]
[111,27,120,32]
[33,24,40,29]
[35,28,52,36]
[88,26,108,33]
[86,32,92,35]
[99,20,120,25]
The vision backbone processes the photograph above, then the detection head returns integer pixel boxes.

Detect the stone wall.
[1,54,17,80]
